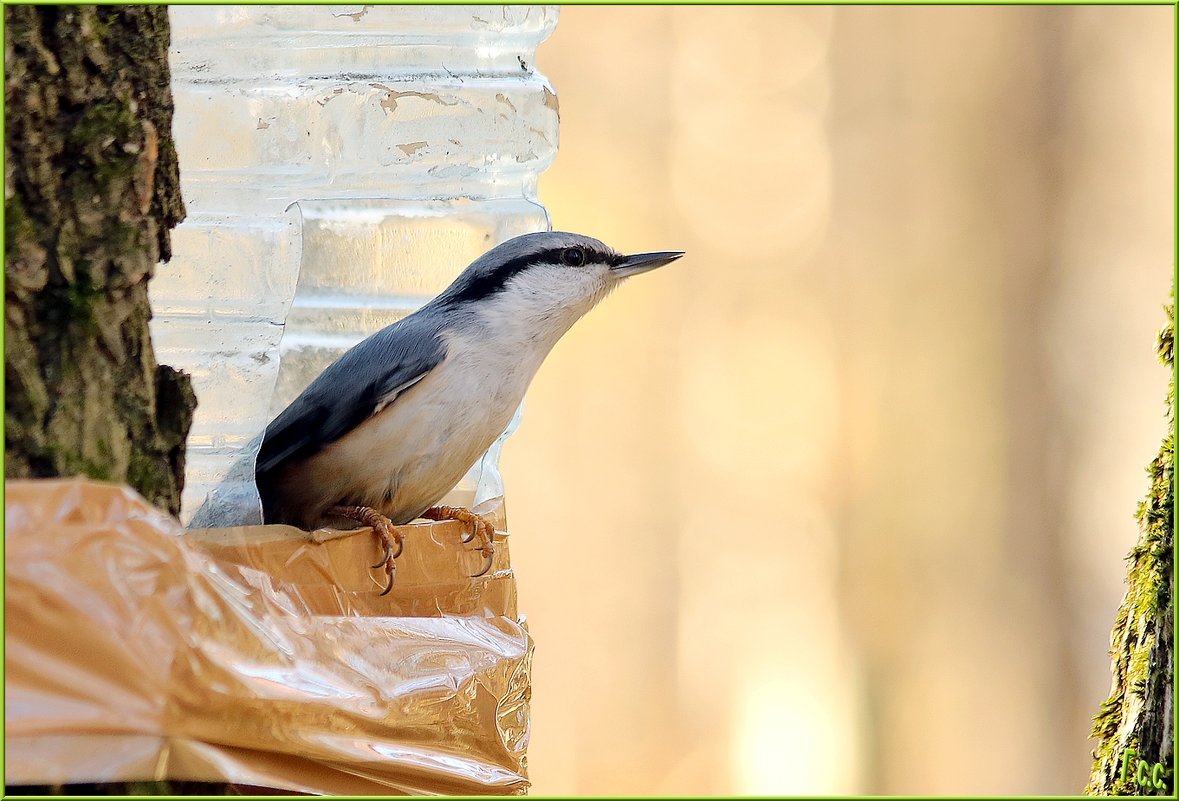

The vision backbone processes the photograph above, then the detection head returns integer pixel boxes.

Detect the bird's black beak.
[611,250,685,278]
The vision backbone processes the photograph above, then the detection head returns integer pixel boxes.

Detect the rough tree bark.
[5,5,196,516]
[1086,304,1174,795]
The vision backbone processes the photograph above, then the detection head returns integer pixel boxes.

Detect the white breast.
[285,323,546,525]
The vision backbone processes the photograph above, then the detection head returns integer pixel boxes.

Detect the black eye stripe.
[443,243,617,305]
[553,245,619,266]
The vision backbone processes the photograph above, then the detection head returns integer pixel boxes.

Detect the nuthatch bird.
[255,231,683,594]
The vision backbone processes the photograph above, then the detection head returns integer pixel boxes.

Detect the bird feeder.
[7,5,557,794]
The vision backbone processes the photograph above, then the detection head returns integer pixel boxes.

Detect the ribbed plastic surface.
[150,6,558,524]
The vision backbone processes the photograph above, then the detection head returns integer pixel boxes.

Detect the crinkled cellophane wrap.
[5,479,532,794]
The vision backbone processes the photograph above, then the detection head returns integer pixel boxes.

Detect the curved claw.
[378,565,395,597]
[371,538,391,569]
[460,528,476,544]
[374,529,401,594]
[327,506,403,596]
[470,548,494,579]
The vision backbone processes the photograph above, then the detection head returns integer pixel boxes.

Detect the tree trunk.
[5,5,195,516]
[1086,304,1174,795]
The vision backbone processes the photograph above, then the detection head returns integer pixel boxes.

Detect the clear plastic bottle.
[151,6,559,525]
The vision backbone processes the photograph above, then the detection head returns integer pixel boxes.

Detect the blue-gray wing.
[254,319,447,480]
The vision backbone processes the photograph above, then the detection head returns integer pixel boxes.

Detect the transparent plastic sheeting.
[5,479,532,795]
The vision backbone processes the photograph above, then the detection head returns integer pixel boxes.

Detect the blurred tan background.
[499,5,1174,796]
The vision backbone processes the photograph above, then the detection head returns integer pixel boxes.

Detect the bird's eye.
[561,247,586,267]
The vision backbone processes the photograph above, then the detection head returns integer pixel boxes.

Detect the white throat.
[474,263,614,355]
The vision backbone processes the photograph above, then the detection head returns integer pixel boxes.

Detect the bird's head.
[436,231,684,333]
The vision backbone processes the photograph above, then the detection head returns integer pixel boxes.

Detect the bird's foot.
[420,505,496,578]
[327,505,403,596]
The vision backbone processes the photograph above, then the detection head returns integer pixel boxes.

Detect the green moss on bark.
[1086,304,1174,795]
